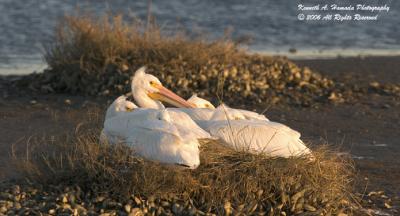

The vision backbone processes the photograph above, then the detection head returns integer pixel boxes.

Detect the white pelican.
[100,95,137,144]
[130,67,216,123]
[105,95,137,119]
[101,96,210,169]
[131,67,195,109]
[185,96,310,157]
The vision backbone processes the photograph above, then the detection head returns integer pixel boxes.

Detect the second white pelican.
[101,96,210,169]
[105,95,137,119]
[186,95,312,158]
[203,105,312,158]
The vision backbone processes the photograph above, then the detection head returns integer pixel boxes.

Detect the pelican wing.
[206,120,311,158]
[166,108,212,139]
[102,109,201,168]
[126,125,200,169]
[237,109,269,121]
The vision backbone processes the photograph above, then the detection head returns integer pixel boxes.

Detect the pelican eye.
[149,81,156,86]
[205,104,210,108]
[126,107,134,112]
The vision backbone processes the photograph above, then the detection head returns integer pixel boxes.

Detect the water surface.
[0,0,398,74]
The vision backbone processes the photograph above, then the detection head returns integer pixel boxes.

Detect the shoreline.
[2,52,400,76]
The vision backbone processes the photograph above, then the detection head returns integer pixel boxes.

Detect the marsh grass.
[13,121,356,215]
[43,14,243,95]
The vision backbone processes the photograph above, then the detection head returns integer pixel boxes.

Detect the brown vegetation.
[12,118,356,215]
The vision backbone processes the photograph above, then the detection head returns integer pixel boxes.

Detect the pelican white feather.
[201,105,312,157]
[187,96,311,158]
[101,96,210,169]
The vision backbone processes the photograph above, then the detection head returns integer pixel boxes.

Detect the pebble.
[172,203,183,214]
[129,208,142,216]
[21,54,347,107]
[0,206,7,213]
[124,204,131,213]
[0,181,395,216]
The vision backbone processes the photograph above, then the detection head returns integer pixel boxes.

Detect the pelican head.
[187,94,215,109]
[105,95,138,119]
[131,67,195,109]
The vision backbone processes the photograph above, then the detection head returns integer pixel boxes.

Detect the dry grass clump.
[22,14,341,106]
[13,128,355,215]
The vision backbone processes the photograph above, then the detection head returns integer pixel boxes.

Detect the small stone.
[102,89,110,96]
[328,92,338,101]
[30,100,37,105]
[384,202,392,209]
[122,64,129,71]
[14,202,21,210]
[369,81,380,89]
[62,203,72,209]
[64,99,72,105]
[129,208,142,216]
[160,201,170,207]
[124,204,131,213]
[133,196,141,205]
[0,206,7,213]
[172,203,183,214]
[95,196,106,203]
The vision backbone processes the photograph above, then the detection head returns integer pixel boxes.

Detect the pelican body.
[187,96,312,158]
[200,105,311,157]
[101,96,210,169]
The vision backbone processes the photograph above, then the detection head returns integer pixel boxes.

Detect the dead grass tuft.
[13,124,356,215]
[42,14,242,95]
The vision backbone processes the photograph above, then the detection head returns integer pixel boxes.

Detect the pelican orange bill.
[148,84,195,108]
